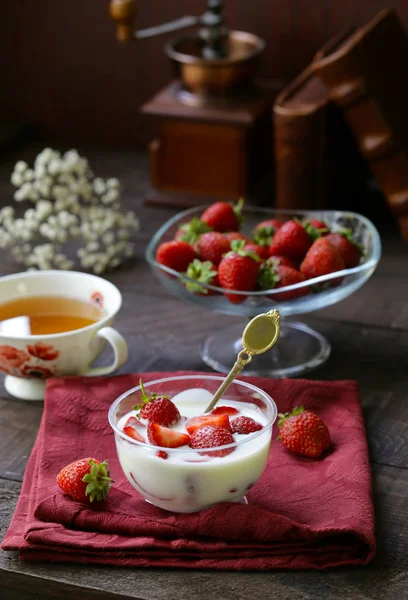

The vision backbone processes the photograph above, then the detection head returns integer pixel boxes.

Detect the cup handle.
[83,326,128,377]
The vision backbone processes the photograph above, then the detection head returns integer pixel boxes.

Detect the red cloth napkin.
[2,371,375,570]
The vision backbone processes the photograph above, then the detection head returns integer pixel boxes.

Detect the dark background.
[1,1,407,149]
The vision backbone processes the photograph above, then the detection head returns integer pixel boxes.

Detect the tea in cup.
[0,270,128,400]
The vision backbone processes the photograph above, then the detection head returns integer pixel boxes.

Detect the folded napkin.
[2,371,375,570]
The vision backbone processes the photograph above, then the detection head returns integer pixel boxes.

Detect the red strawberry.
[123,416,146,443]
[218,240,260,304]
[278,406,331,458]
[269,220,313,262]
[268,255,298,269]
[224,231,250,244]
[304,219,330,239]
[258,260,309,301]
[300,237,345,285]
[201,199,243,232]
[230,416,263,434]
[135,379,180,426]
[184,259,219,295]
[147,422,190,448]
[252,219,283,247]
[174,217,212,246]
[56,458,113,503]
[210,405,239,416]
[326,231,363,268]
[156,240,197,272]
[156,450,168,459]
[189,425,235,457]
[243,242,269,260]
[198,231,231,265]
[186,413,230,434]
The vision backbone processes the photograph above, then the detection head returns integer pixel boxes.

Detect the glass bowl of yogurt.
[108,374,277,513]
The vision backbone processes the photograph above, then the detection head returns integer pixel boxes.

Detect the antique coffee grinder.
[110,0,277,206]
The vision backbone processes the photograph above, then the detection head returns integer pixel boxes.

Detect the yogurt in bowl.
[108,375,277,513]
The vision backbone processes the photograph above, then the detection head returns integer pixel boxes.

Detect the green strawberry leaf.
[82,459,114,502]
[184,259,218,294]
[252,225,275,247]
[177,218,212,244]
[258,262,280,290]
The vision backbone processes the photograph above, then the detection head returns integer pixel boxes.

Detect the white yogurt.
[115,388,272,513]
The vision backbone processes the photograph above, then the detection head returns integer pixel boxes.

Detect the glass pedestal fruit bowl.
[108,375,277,513]
[145,206,381,377]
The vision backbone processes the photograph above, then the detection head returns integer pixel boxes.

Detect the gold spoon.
[204,309,281,413]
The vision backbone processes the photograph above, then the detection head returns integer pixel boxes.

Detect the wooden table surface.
[0,144,407,600]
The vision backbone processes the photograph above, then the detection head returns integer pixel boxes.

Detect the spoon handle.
[205,350,254,412]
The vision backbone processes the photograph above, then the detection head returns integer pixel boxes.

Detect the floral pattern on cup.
[27,342,60,361]
[91,291,104,308]
[0,346,30,375]
[0,343,60,379]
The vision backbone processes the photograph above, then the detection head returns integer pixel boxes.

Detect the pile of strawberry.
[155,200,364,304]
[122,380,263,459]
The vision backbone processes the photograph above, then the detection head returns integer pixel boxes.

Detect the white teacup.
[0,270,128,400]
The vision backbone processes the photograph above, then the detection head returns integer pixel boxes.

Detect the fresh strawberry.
[224,231,250,244]
[277,406,331,458]
[258,260,309,301]
[243,242,269,260]
[269,220,313,262]
[267,255,298,269]
[147,422,190,448]
[198,231,231,265]
[304,219,330,239]
[252,219,283,247]
[230,416,263,434]
[210,405,239,416]
[135,379,180,426]
[300,237,345,285]
[326,231,363,268]
[156,240,197,272]
[174,217,212,246]
[218,240,260,304]
[201,199,243,232]
[123,416,146,443]
[186,413,230,434]
[189,425,235,457]
[184,259,219,295]
[56,458,113,503]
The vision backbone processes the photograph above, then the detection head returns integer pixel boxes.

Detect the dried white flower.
[5,148,139,273]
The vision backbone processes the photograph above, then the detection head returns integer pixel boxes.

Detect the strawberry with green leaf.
[218,240,260,304]
[326,230,364,268]
[201,199,243,232]
[134,379,180,426]
[258,258,309,301]
[304,219,330,239]
[184,259,219,295]
[252,218,283,247]
[277,406,331,458]
[175,217,212,247]
[269,220,314,262]
[56,458,113,503]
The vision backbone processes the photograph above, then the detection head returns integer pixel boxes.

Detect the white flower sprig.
[2,148,140,273]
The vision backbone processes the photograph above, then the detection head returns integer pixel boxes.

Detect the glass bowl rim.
[145,205,382,296]
[108,374,277,453]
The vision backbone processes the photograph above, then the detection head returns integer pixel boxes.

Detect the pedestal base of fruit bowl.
[202,321,331,378]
